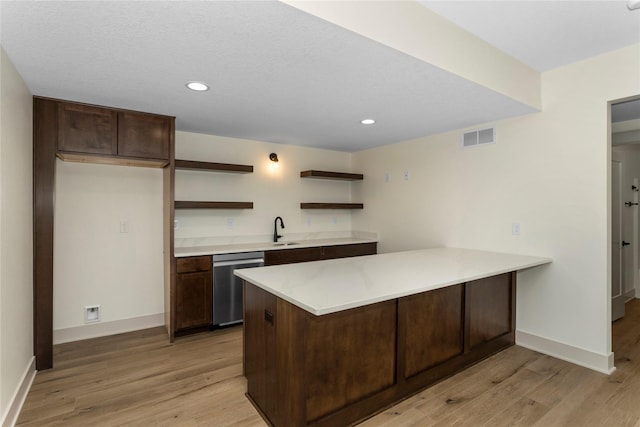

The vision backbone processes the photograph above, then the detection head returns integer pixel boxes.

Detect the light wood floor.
[17,299,640,426]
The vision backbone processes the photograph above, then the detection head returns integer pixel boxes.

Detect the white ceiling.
[1,1,639,152]
[420,1,640,72]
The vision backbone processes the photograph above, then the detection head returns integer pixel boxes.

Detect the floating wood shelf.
[175,160,253,173]
[300,203,363,209]
[175,201,253,209]
[300,170,363,180]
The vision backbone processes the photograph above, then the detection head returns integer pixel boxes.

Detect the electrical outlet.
[512,222,521,236]
[226,218,234,230]
[332,216,337,225]
[173,220,179,230]
[384,172,391,183]
[306,216,311,226]
[119,220,129,233]
[403,171,410,181]
[85,305,101,323]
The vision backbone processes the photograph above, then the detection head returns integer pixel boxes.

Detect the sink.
[272,242,299,247]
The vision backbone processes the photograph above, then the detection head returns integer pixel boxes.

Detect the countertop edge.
[235,248,552,316]
[174,238,378,257]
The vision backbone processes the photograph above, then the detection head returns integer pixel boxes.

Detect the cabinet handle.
[264,310,274,325]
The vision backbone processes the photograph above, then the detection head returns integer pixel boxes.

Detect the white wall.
[0,47,34,426]
[175,131,357,243]
[353,44,640,373]
[53,161,164,342]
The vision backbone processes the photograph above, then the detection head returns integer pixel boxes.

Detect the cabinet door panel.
[467,273,512,350]
[58,103,117,155]
[118,111,170,160]
[175,271,212,330]
[244,283,278,425]
[400,285,463,378]
[305,301,396,422]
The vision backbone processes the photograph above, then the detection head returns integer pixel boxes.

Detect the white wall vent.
[462,127,495,148]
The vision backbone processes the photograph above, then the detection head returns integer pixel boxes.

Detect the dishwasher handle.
[214,258,264,268]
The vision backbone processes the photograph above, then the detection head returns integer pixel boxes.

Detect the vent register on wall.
[462,126,496,148]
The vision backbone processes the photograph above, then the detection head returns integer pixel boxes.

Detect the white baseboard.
[1,356,36,427]
[53,313,165,344]
[516,330,615,375]
[624,289,636,301]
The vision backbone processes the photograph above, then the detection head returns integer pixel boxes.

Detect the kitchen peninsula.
[236,247,551,427]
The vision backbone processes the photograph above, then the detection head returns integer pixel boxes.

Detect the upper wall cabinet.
[58,103,118,156]
[56,100,173,167]
[118,111,171,160]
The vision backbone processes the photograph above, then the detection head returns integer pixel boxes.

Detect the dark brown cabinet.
[264,246,323,266]
[58,102,118,155]
[244,272,515,427]
[56,99,172,165]
[175,256,212,333]
[466,273,514,350]
[321,242,377,260]
[33,96,176,370]
[117,111,170,160]
[244,282,279,422]
[264,242,377,266]
[173,243,377,337]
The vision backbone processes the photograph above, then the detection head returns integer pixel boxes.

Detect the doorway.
[610,97,640,330]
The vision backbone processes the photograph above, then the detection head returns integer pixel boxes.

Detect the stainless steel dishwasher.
[212,251,264,326]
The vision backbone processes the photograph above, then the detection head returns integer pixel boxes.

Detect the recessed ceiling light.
[361,119,376,125]
[186,81,209,92]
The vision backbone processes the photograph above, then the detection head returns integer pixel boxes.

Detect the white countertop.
[234,247,551,316]
[174,237,377,257]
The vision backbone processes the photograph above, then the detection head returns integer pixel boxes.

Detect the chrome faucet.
[273,216,285,242]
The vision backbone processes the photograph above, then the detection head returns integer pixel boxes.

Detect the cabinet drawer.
[177,256,212,273]
[322,242,377,260]
[264,247,323,266]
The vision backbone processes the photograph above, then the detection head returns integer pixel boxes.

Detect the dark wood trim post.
[33,97,57,370]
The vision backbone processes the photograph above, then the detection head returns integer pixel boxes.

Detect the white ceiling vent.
[462,126,495,148]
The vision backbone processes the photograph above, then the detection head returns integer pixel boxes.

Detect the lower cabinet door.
[466,273,513,349]
[176,271,212,331]
[400,284,464,378]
